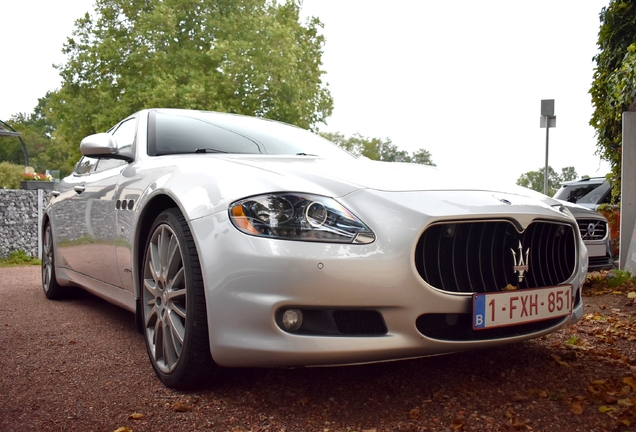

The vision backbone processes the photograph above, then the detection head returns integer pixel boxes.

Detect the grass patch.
[0,250,41,267]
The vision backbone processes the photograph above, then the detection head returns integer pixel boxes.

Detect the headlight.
[229,193,375,244]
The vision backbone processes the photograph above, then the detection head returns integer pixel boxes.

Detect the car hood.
[220,155,555,200]
[557,199,607,221]
[153,155,564,220]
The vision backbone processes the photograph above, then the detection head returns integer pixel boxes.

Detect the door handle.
[74,185,86,194]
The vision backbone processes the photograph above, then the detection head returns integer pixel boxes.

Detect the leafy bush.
[0,250,41,267]
[607,269,635,287]
[0,161,24,189]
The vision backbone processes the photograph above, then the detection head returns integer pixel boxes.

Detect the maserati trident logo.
[511,241,530,283]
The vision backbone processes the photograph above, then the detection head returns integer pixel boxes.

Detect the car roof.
[559,176,607,187]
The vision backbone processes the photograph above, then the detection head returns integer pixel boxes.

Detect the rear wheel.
[42,223,64,299]
[141,208,217,389]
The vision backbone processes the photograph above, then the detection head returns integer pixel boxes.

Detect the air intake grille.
[415,220,576,293]
[333,310,387,335]
[577,219,608,241]
[416,314,566,341]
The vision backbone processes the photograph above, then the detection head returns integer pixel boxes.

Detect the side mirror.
[80,133,134,162]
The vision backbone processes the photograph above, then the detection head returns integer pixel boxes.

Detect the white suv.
[553,177,617,210]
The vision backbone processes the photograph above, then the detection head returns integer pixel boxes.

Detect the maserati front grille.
[415,220,576,293]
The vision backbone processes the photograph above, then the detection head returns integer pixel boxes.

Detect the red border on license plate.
[473,285,572,330]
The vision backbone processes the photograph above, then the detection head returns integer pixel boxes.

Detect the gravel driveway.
[1,266,634,432]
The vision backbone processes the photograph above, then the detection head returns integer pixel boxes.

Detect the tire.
[42,223,64,299]
[141,208,217,389]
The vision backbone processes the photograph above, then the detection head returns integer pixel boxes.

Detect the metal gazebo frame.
[0,120,28,167]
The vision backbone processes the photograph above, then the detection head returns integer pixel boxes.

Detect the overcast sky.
[1,0,611,187]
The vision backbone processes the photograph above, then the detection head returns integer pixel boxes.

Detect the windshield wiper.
[296,152,317,156]
[195,148,228,154]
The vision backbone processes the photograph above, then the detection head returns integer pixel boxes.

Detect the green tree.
[404,148,436,166]
[49,0,332,148]
[516,166,578,196]
[320,132,436,165]
[560,166,578,183]
[590,0,636,199]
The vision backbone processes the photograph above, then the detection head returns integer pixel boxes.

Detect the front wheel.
[141,208,217,389]
[42,223,64,299]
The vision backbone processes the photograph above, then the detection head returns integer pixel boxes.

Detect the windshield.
[147,110,354,160]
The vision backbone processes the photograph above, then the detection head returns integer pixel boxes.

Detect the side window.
[111,118,136,152]
[565,185,596,203]
[74,156,98,175]
[95,158,126,173]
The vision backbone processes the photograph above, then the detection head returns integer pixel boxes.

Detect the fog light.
[282,309,303,331]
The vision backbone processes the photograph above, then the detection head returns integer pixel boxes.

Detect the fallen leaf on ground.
[551,354,570,367]
[511,393,528,402]
[599,405,617,413]
[623,377,636,391]
[450,418,464,430]
[172,401,193,412]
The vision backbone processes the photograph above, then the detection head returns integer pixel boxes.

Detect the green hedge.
[0,162,23,189]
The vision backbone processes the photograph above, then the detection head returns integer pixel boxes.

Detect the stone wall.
[0,189,50,258]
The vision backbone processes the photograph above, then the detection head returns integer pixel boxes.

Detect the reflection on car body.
[42,109,588,388]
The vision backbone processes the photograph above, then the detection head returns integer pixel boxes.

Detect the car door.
[51,156,99,276]
[53,157,125,287]
[53,120,134,287]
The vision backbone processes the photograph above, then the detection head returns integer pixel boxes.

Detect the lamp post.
[0,120,29,167]
[540,100,556,195]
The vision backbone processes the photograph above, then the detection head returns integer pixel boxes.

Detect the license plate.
[473,285,572,330]
[586,243,606,257]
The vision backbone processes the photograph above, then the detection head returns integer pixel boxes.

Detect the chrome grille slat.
[415,220,576,293]
[489,224,499,292]
[541,224,550,285]
[436,232,447,291]
[555,225,567,279]
[492,223,509,291]
[451,225,460,292]
[538,223,550,286]
[477,224,487,293]
[464,223,476,293]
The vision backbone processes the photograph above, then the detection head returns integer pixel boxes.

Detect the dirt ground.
[1,266,636,432]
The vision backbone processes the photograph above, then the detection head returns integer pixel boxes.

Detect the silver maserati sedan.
[42,109,588,389]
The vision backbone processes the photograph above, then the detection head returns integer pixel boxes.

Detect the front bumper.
[189,190,586,368]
